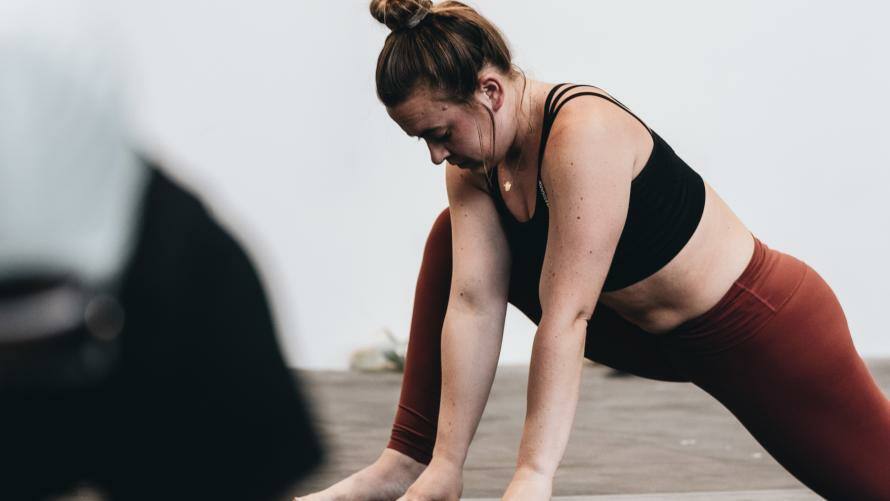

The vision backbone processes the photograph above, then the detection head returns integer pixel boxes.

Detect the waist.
[659,235,809,354]
[600,215,757,334]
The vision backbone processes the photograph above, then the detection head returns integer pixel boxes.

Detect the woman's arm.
[430,163,512,468]
[513,96,638,480]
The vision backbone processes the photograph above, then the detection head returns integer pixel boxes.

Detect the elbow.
[539,308,592,335]
[566,306,593,329]
[574,310,591,333]
[450,284,499,315]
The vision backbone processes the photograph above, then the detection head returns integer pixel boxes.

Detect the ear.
[477,75,506,112]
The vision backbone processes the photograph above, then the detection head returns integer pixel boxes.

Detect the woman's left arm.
[506,101,638,496]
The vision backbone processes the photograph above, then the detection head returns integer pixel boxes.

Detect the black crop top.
[486,83,706,293]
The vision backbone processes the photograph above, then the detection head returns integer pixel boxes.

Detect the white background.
[95,1,888,368]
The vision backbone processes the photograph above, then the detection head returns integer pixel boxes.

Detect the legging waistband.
[661,234,810,355]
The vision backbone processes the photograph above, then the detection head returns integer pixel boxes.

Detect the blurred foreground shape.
[0,2,324,498]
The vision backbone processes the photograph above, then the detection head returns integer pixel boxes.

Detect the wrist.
[504,466,554,500]
[428,453,465,473]
[515,463,556,481]
[430,446,467,470]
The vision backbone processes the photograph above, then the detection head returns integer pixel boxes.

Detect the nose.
[426,142,449,165]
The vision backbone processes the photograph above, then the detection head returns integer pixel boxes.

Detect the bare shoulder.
[543,85,653,176]
[547,85,644,139]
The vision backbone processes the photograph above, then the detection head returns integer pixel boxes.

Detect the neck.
[503,78,545,172]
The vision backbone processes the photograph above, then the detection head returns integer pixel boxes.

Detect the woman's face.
[387,83,510,171]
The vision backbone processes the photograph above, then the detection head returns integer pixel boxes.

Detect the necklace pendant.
[504,180,512,192]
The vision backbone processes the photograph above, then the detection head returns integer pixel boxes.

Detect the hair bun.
[370,0,433,32]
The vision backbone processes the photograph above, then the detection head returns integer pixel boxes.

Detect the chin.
[467,163,487,175]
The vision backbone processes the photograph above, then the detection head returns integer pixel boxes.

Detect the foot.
[294,448,427,501]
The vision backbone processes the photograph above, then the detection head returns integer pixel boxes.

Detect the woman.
[299,1,890,499]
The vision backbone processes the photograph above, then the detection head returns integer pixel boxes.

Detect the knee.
[434,207,451,229]
[426,207,452,248]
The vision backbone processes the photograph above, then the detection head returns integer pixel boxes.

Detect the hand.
[501,467,553,501]
[396,457,463,501]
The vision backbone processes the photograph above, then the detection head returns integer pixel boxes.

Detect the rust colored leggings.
[387,208,890,499]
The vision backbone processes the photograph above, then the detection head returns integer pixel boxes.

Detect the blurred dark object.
[0,161,325,500]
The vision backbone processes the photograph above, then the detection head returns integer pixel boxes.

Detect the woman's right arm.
[430,163,512,468]
[402,163,511,501]
[399,164,511,500]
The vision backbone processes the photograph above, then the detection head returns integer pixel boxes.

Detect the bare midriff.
[599,179,755,335]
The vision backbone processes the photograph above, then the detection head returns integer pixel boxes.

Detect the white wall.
[109,0,889,369]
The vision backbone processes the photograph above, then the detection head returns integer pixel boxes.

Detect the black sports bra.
[486,83,706,293]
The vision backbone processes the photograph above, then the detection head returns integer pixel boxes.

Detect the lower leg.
[295,210,454,500]
[387,208,453,465]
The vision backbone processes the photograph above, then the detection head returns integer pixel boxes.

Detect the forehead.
[387,88,459,135]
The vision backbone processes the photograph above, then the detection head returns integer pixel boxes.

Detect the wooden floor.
[288,358,890,500]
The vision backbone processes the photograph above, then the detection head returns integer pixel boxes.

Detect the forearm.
[431,302,506,467]
[516,315,587,477]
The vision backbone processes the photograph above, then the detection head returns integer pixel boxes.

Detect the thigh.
[669,261,890,499]
[584,305,690,382]
[508,282,688,383]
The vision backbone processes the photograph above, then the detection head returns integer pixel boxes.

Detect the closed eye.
[415,129,450,143]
